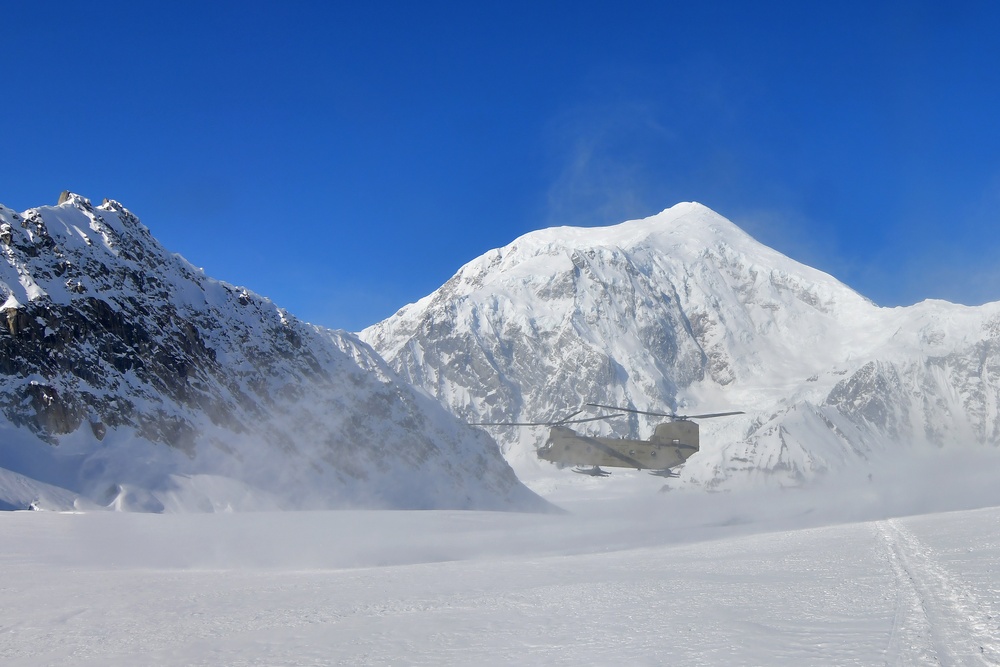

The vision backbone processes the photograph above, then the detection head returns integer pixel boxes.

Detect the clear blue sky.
[4,1,1000,331]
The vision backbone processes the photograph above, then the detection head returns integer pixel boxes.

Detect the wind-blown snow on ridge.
[0,193,546,512]
[362,202,1000,488]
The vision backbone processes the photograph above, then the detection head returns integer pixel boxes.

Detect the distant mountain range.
[0,193,546,512]
[4,194,994,510]
[362,202,1000,489]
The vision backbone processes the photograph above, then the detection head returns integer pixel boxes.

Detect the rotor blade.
[470,420,561,426]
[677,411,745,420]
[555,413,625,425]
[471,408,615,428]
[471,416,624,427]
[549,409,584,425]
[586,403,677,418]
[587,403,745,420]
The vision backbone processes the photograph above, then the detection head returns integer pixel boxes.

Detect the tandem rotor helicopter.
[473,403,744,478]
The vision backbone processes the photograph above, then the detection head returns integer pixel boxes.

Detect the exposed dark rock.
[24,382,85,438]
[0,194,542,512]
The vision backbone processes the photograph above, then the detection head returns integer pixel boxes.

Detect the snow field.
[3,498,1000,666]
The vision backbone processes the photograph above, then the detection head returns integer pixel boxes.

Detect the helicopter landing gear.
[573,465,611,477]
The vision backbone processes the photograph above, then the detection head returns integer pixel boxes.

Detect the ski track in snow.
[877,518,1000,666]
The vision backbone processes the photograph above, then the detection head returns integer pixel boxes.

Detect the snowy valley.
[2,195,1000,664]
[4,469,1000,665]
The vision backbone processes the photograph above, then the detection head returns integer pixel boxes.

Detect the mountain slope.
[0,193,546,512]
[361,202,1000,488]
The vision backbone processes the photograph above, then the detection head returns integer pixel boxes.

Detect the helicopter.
[473,403,744,477]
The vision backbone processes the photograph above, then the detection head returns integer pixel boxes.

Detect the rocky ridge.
[0,193,545,512]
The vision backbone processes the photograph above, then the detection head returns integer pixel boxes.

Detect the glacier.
[4,481,1000,665]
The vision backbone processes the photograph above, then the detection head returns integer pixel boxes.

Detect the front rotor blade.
[556,413,625,425]
[470,420,563,426]
[472,408,602,427]
[678,411,745,420]
[549,409,584,425]
[586,403,676,418]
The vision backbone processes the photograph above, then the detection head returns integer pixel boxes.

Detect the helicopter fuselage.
[536,420,699,470]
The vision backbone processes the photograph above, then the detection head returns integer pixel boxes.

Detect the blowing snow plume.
[0,193,548,513]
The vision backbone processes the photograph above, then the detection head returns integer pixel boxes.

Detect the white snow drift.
[4,460,1000,666]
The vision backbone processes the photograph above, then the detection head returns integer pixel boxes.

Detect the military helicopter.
[473,403,744,477]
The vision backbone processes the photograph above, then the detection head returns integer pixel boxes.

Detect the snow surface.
[4,454,1000,666]
[3,196,1000,662]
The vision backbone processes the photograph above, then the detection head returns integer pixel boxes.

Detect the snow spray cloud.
[520,442,1000,555]
[542,101,676,229]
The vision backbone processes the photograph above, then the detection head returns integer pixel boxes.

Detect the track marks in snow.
[877,518,1000,665]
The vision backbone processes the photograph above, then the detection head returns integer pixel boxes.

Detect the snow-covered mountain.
[0,193,546,512]
[361,202,1000,488]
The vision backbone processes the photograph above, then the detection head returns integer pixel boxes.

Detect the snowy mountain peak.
[442,202,866,313]
[501,202,752,254]
[600,201,750,244]
[363,203,1000,491]
[0,194,546,512]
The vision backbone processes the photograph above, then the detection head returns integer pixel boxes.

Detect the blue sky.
[4,1,1000,331]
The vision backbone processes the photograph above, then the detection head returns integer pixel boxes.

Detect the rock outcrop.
[0,194,546,512]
